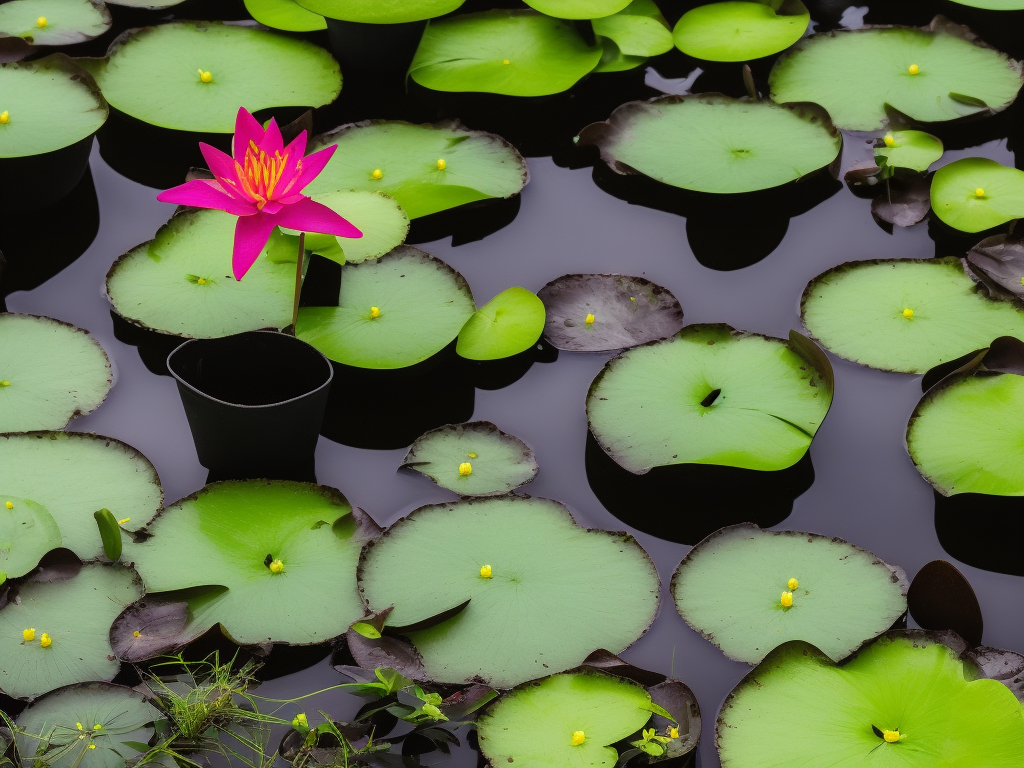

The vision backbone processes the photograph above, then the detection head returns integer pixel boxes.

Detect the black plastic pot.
[0,135,95,212]
[325,18,427,78]
[167,331,333,482]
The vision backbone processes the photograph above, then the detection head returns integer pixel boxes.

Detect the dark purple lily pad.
[871,176,931,228]
[907,560,983,647]
[964,233,1024,302]
[537,273,684,352]
[109,593,196,662]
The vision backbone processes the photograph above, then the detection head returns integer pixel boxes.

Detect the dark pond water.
[4,1,1024,766]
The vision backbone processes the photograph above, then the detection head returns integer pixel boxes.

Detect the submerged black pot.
[0,135,95,213]
[325,18,427,78]
[167,331,333,482]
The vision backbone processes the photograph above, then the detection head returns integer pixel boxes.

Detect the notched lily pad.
[538,274,684,352]
[908,560,983,647]
[0,0,110,45]
[673,0,810,62]
[931,157,1024,233]
[456,286,546,361]
[592,0,673,62]
[874,129,943,173]
[0,497,61,580]
[400,421,539,496]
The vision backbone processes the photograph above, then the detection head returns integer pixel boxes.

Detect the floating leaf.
[931,158,1024,233]
[0,0,110,45]
[587,325,833,474]
[244,0,326,31]
[908,560,983,647]
[408,10,603,97]
[0,432,162,561]
[293,0,465,23]
[717,632,1024,767]
[82,21,341,132]
[456,287,545,361]
[305,120,528,219]
[965,233,1024,300]
[0,497,60,580]
[871,176,931,228]
[297,247,475,369]
[358,495,660,687]
[769,21,1024,130]
[966,646,1024,704]
[524,0,631,19]
[0,563,144,700]
[109,596,191,663]
[874,129,943,173]
[592,0,673,58]
[400,421,539,496]
[946,0,1024,7]
[0,314,112,433]
[537,273,684,352]
[577,94,841,194]
[673,0,810,62]
[801,257,1024,373]
[126,481,367,646]
[106,209,296,338]
[672,524,908,664]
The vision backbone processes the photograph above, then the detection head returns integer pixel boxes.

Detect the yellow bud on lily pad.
[883,729,902,743]
[502,59,510,65]
[459,462,473,476]
[788,577,799,590]
[437,158,446,170]
[0,111,8,124]
[40,633,52,648]
[571,731,585,746]
[198,69,213,83]
[370,306,381,319]
[22,628,34,641]
[975,188,986,198]
[585,313,595,325]
[269,559,284,574]
[5,501,12,509]
[669,726,679,739]
[37,17,47,28]
[0,381,10,387]
[780,591,794,607]
[883,133,895,148]
[372,169,383,180]
[908,64,919,75]
[133,630,141,638]
[480,564,492,578]
[902,308,914,319]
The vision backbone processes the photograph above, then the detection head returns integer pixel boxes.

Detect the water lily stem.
[291,233,305,336]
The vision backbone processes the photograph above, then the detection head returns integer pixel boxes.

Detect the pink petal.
[157,179,255,217]
[232,213,278,280]
[198,142,245,199]
[273,197,362,239]
[289,144,338,196]
[233,107,265,162]
[260,117,284,157]
[284,131,308,163]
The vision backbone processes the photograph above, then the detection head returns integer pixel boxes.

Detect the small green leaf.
[94,508,122,562]
[351,622,382,639]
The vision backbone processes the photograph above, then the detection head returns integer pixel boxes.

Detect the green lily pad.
[408,10,604,97]
[0,55,107,160]
[577,95,841,194]
[305,120,529,219]
[81,21,341,133]
[538,273,684,352]
[592,0,673,58]
[456,286,546,361]
[106,209,296,339]
[0,0,110,45]
[0,563,144,700]
[244,0,326,31]
[293,0,464,23]
[16,683,162,768]
[593,38,649,74]
[800,257,1024,374]
[105,0,185,7]
[717,632,1024,768]
[769,21,1024,131]
[0,432,162,561]
[931,158,1024,233]
[0,314,112,433]
[673,0,810,62]
[947,0,1024,7]
[671,524,908,665]
[358,495,660,687]
[587,325,833,474]
[477,672,655,767]
[296,246,475,369]
[523,0,631,19]
[400,421,539,496]
[875,130,943,173]
[0,498,60,580]
[126,481,367,646]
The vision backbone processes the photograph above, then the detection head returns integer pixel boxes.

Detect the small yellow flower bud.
[883,133,896,148]
[437,159,446,170]
[0,381,10,387]
[975,188,985,198]
[197,278,207,285]
[23,628,34,641]
[293,713,309,732]
[133,630,141,638]
[902,308,914,319]
[0,111,8,124]
[908,64,919,75]
[119,518,130,525]
[468,452,478,458]
[37,17,47,28]
[585,313,595,325]
[668,726,679,739]
[781,591,794,607]
[630,296,636,302]
[40,633,52,647]
[198,69,213,83]
[502,59,510,65]
[571,731,585,746]
[269,559,284,574]
[883,729,901,743]
[370,306,381,319]
[372,169,383,180]
[87,744,96,750]
[94,724,102,730]
[788,577,799,590]
[5,501,12,509]
[480,564,492,578]
[459,462,473,476]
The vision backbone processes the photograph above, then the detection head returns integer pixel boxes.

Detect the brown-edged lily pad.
[908,559,983,647]
[871,176,932,228]
[964,233,1024,301]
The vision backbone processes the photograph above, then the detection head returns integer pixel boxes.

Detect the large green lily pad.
[673,1,810,62]
[408,10,603,97]
[769,21,1024,131]
[0,314,112,433]
[0,0,110,45]
[305,120,529,220]
[126,481,368,646]
[0,55,107,158]
[523,0,631,19]
[592,0,673,58]
[477,672,655,767]
[0,563,144,700]
[81,21,341,133]
[577,95,841,194]
[358,495,660,688]
[931,158,1024,233]
[587,325,833,474]
[672,524,908,664]
[400,421,539,496]
[297,247,475,369]
[0,497,61,581]
[293,0,464,23]
[0,432,162,561]
[106,209,296,339]
[457,286,546,361]
[801,257,1024,374]
[717,632,1024,767]
[16,683,162,768]
[244,0,326,31]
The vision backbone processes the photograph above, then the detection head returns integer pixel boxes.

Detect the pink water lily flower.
[157,107,361,280]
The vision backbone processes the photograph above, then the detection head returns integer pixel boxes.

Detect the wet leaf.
[871,176,931,227]
[908,560,983,647]
[524,0,630,19]
[592,0,672,58]
[0,0,110,45]
[673,0,809,62]
[457,287,545,361]
[965,233,1024,300]
[931,158,1024,233]
[109,596,193,662]
[874,130,943,173]
[294,0,465,23]
[966,646,1024,703]
[0,497,60,580]
[244,0,327,31]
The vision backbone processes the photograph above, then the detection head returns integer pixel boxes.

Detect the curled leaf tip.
[36,16,47,28]
[571,731,585,746]
[883,133,895,148]
[459,462,473,476]
[269,559,284,574]
[585,313,595,325]
[0,111,8,124]
[908,64,919,75]
[781,591,794,607]
[480,564,492,578]
[437,158,446,170]
[22,628,34,641]
[372,169,383,180]
[902,308,914,319]
[788,577,799,590]
[198,69,213,83]
[370,306,381,319]
[975,188,986,198]
[883,729,902,743]
[40,633,52,648]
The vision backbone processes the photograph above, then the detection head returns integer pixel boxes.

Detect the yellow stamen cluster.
[237,139,290,209]
[459,462,473,476]
[571,731,585,746]
[668,726,679,739]
[788,577,799,591]
[37,17,47,28]
[23,628,34,642]
[780,591,794,608]
[480,564,492,578]
[40,633,52,648]
[975,188,986,198]
[883,133,896,148]
[269,559,284,574]
[883,729,902,743]
[370,306,381,319]
[585,313,595,325]
[908,64,919,75]
[0,111,8,124]
[5,501,12,509]
[372,169,383,180]
[437,158,446,170]
[197,278,207,285]
[902,308,914,319]
[198,69,213,83]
